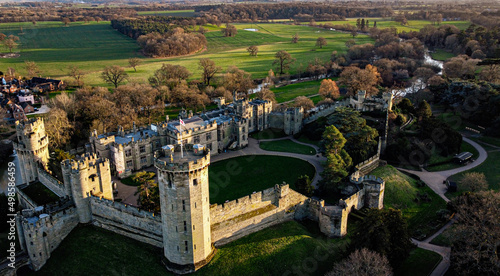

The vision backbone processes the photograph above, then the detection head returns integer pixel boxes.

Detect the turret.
[155,144,215,274]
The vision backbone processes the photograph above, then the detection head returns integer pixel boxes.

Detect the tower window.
[168,180,172,188]
[171,204,174,211]
[184,221,187,232]
[185,241,188,252]
[193,179,198,186]
[193,224,195,231]
[194,244,196,250]
[177,246,179,252]
[195,202,197,208]
[182,200,186,211]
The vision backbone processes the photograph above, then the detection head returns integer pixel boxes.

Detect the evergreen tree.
[294,175,314,197]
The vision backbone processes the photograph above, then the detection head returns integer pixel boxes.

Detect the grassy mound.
[371,165,448,240]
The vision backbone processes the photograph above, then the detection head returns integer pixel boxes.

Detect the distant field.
[0,21,373,87]
[314,18,471,32]
[137,10,196,17]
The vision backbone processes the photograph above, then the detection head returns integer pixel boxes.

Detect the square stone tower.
[155,145,215,274]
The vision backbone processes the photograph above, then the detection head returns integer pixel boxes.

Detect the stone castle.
[9,91,391,274]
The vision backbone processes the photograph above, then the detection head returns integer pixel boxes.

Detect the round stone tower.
[155,145,215,274]
[14,118,50,184]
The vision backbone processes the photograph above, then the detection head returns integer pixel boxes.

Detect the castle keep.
[10,91,390,274]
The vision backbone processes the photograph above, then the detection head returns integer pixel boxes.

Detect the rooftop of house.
[114,129,158,145]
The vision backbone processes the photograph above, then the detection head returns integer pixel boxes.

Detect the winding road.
[399,136,489,276]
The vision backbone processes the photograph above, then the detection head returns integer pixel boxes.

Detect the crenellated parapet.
[154,147,210,173]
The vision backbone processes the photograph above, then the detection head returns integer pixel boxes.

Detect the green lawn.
[430,226,454,247]
[426,140,480,172]
[476,135,500,148]
[25,221,347,276]
[259,139,316,155]
[271,79,323,103]
[395,248,442,276]
[431,49,455,61]
[371,165,448,240]
[447,151,500,198]
[208,155,315,204]
[295,134,321,147]
[249,128,288,140]
[0,21,373,88]
[21,182,60,205]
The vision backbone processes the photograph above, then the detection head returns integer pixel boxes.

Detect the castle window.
[140,156,147,164]
[193,225,195,231]
[182,200,186,211]
[139,146,146,153]
[242,127,246,133]
[185,241,188,252]
[168,180,172,189]
[176,226,178,232]
[193,179,198,186]
[126,160,133,168]
[206,133,212,140]
[172,204,174,211]
[194,136,200,143]
[195,202,197,208]
[194,244,196,250]
[39,252,42,256]
[243,135,246,141]
[30,242,33,245]
[125,149,132,157]
[177,246,179,252]
[184,221,187,232]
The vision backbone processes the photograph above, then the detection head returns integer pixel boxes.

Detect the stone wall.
[16,187,37,209]
[90,196,163,247]
[19,207,79,271]
[37,167,66,197]
[268,113,285,130]
[209,185,308,246]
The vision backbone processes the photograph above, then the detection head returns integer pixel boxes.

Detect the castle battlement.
[155,148,210,172]
[15,117,45,132]
[210,191,265,211]
[21,206,77,230]
[90,195,161,222]
[62,153,109,172]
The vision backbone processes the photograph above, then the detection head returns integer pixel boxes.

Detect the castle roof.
[114,129,158,145]
[167,116,207,132]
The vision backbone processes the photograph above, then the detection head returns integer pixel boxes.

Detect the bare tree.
[44,107,73,149]
[257,88,276,103]
[247,45,258,56]
[293,96,314,112]
[449,191,500,275]
[221,23,237,37]
[327,248,393,276]
[3,37,18,53]
[316,37,327,48]
[319,79,340,100]
[62,17,70,27]
[68,66,85,87]
[223,66,255,98]
[128,57,142,72]
[199,58,221,86]
[273,50,295,75]
[458,172,488,192]
[101,65,128,88]
[24,61,40,78]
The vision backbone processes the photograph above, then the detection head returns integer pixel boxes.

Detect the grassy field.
[447,150,500,197]
[395,248,442,276]
[371,165,448,240]
[249,128,288,140]
[259,139,316,155]
[270,79,323,103]
[430,226,454,247]
[426,140,480,172]
[208,155,315,204]
[0,21,373,88]
[137,10,196,17]
[315,18,470,32]
[430,49,455,61]
[25,221,347,276]
[21,181,60,205]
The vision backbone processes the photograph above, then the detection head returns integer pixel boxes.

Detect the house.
[20,102,35,114]
[18,90,35,105]
[29,77,64,92]
[11,104,27,121]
